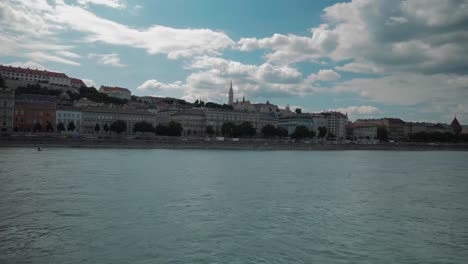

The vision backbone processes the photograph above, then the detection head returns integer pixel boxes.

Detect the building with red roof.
[0,64,71,87]
[70,78,87,89]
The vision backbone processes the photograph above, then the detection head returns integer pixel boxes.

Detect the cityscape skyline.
[0,0,467,124]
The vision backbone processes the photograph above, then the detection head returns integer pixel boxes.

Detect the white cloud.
[55,50,81,59]
[77,0,126,9]
[25,51,80,66]
[307,69,341,82]
[333,73,468,106]
[0,0,234,61]
[88,53,126,67]
[335,62,381,74]
[137,79,184,91]
[82,78,96,87]
[329,105,380,115]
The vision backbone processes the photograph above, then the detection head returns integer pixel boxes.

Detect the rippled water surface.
[1,148,468,263]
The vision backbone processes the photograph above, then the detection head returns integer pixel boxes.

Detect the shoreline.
[1,137,468,151]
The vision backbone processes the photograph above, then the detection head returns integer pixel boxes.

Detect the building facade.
[99,86,131,101]
[0,85,15,132]
[351,124,378,139]
[355,118,405,140]
[14,94,57,132]
[278,114,314,136]
[0,65,71,87]
[56,108,82,133]
[203,108,260,136]
[171,109,206,137]
[81,107,156,135]
[322,111,348,139]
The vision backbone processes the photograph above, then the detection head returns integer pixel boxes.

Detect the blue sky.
[1,0,467,123]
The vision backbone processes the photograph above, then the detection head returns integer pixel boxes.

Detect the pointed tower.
[285,104,291,112]
[451,116,462,135]
[228,80,234,105]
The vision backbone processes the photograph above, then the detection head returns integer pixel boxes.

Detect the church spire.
[228,80,234,105]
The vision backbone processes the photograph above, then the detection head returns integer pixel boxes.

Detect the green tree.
[309,129,316,139]
[0,74,6,88]
[67,121,76,132]
[221,122,237,137]
[133,121,154,133]
[318,126,327,138]
[167,121,183,136]
[261,124,277,138]
[295,108,302,114]
[275,127,288,137]
[33,122,42,132]
[155,124,168,136]
[377,126,389,142]
[292,126,310,139]
[46,121,53,132]
[110,120,127,134]
[94,123,100,133]
[238,121,256,137]
[206,125,215,136]
[57,122,65,133]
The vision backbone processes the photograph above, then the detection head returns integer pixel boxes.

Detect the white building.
[56,108,82,133]
[322,111,348,139]
[0,65,71,87]
[99,86,131,101]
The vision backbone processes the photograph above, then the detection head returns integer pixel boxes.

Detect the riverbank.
[1,137,468,150]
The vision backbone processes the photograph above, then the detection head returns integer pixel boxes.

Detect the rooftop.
[0,64,68,78]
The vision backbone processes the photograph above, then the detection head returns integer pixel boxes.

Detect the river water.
[1,148,467,263]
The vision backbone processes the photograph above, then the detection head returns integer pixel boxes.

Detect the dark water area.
[1,148,468,263]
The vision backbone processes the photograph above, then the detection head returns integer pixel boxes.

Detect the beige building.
[203,108,260,136]
[81,107,156,135]
[351,124,378,139]
[322,111,348,139]
[0,85,15,132]
[171,109,206,137]
[355,118,405,140]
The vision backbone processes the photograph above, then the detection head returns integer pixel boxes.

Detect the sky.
[1,0,467,123]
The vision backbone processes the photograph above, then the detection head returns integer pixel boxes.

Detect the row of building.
[1,65,466,139]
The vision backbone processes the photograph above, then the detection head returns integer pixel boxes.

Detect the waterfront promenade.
[1,136,468,151]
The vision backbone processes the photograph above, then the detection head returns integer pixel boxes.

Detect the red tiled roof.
[70,78,86,86]
[100,86,130,93]
[0,64,68,78]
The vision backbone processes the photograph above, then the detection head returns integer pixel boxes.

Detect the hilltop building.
[99,86,131,101]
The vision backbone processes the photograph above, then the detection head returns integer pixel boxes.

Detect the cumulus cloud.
[0,0,234,62]
[332,73,468,107]
[88,53,126,67]
[237,0,468,75]
[137,80,184,92]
